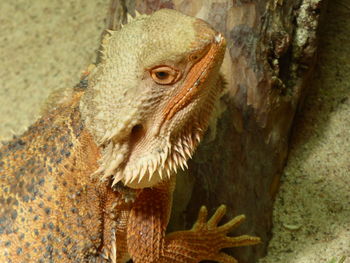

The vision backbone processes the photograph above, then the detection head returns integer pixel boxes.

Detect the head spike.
[166,169,172,178]
[151,158,157,172]
[139,165,147,182]
[188,136,194,149]
[174,144,180,153]
[168,159,174,172]
[112,172,124,186]
[175,143,186,159]
[100,171,110,182]
[158,169,163,180]
[184,147,191,158]
[100,130,113,144]
[147,160,157,181]
[130,165,141,183]
[147,167,155,182]
[127,13,134,23]
[104,159,119,176]
[160,154,167,167]
[173,153,179,167]
[183,139,189,149]
[156,153,161,165]
[195,132,201,143]
[183,161,188,169]
[93,165,104,175]
[123,172,133,185]
[179,161,185,171]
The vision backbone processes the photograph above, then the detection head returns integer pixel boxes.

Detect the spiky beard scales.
[96,81,221,189]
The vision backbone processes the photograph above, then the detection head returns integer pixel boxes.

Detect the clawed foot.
[191,205,261,263]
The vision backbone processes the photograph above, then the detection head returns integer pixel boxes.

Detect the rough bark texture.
[107,1,325,262]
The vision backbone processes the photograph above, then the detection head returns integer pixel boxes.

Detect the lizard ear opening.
[130,124,145,145]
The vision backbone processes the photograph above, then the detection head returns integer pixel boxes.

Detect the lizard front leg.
[126,178,260,263]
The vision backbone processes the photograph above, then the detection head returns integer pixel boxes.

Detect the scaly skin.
[0,9,260,262]
[0,92,107,262]
[126,178,260,263]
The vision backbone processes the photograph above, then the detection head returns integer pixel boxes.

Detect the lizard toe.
[207,204,227,229]
[192,206,208,230]
[223,235,261,248]
[217,214,246,233]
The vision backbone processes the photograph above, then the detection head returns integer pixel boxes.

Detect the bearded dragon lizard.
[0,9,260,263]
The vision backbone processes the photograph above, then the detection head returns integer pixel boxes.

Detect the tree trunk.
[106,1,326,262]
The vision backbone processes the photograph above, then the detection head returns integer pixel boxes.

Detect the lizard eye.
[150,66,181,85]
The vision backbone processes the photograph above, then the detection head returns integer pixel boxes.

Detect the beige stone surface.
[0,0,107,139]
[260,0,350,262]
[0,1,349,263]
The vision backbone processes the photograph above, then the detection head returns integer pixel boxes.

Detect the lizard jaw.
[99,34,225,189]
[91,23,226,189]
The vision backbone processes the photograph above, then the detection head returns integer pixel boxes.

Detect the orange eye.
[150,66,181,85]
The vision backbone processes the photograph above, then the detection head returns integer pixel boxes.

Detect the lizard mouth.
[97,34,226,189]
[118,34,226,188]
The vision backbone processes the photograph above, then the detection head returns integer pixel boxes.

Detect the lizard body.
[0,9,259,262]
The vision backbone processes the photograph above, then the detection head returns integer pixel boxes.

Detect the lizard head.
[80,9,226,189]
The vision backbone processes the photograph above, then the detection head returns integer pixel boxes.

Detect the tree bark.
[106,1,326,262]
